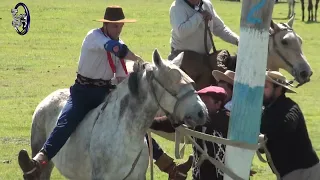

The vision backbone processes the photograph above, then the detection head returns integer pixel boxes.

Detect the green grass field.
[0,0,319,179]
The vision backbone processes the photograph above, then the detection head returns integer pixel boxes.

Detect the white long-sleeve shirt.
[77,28,127,81]
[169,0,239,54]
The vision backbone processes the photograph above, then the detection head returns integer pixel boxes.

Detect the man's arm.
[170,4,203,39]
[261,105,300,139]
[208,3,239,46]
[283,105,300,132]
[87,30,141,61]
[150,116,176,133]
[124,50,142,61]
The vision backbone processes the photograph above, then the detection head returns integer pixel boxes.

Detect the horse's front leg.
[91,161,106,180]
[316,0,319,21]
[301,0,305,21]
[288,3,292,18]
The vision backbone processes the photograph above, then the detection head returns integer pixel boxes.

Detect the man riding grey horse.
[17,6,191,179]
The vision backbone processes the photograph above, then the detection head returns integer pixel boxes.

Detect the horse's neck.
[266,54,280,71]
[267,37,282,71]
[101,79,159,138]
[128,95,159,135]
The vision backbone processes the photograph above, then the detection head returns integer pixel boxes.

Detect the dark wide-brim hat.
[96,6,136,23]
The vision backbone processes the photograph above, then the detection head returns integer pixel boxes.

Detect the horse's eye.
[281,39,288,45]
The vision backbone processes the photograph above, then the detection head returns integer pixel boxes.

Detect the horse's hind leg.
[316,0,319,21]
[293,0,296,17]
[308,0,313,21]
[302,0,305,21]
[288,2,292,18]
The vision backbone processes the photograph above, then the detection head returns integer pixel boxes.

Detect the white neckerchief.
[224,100,232,111]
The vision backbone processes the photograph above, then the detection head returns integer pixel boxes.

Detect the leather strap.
[204,20,217,55]
[107,52,128,75]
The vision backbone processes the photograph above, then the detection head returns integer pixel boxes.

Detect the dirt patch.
[0,137,29,145]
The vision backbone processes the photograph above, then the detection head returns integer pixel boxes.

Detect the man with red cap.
[150,85,230,180]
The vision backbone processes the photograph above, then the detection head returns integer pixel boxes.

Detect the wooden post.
[223,0,275,179]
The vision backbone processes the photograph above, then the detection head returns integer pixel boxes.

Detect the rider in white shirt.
[17,6,142,178]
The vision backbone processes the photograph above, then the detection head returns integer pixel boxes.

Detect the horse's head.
[268,14,313,86]
[128,49,208,128]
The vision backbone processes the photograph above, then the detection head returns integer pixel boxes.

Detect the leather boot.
[155,153,193,180]
[18,149,48,180]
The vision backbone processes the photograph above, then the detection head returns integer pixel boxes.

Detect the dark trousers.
[145,134,165,161]
[42,83,110,160]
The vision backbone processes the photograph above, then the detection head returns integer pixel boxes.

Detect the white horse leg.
[292,0,296,17]
[124,146,149,180]
[288,2,292,18]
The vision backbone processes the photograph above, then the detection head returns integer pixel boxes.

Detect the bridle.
[269,23,295,71]
[269,23,304,87]
[148,69,197,128]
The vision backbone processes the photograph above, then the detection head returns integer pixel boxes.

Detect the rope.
[147,131,154,180]
[174,125,269,179]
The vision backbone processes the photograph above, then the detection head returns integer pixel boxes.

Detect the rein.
[204,20,217,55]
[174,125,270,180]
[269,23,295,71]
[146,70,195,180]
[148,72,196,127]
[269,23,305,87]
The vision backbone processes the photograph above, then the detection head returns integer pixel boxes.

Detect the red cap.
[196,86,227,102]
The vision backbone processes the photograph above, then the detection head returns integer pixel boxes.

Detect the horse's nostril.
[198,110,204,118]
[300,71,308,79]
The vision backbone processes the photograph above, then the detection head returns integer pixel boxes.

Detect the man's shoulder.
[202,0,213,5]
[280,96,300,110]
[171,0,183,6]
[86,28,102,37]
[170,0,190,11]
[268,96,302,119]
[84,28,111,42]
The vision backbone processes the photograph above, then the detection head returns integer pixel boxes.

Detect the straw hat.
[212,70,235,85]
[265,71,296,93]
[95,6,136,23]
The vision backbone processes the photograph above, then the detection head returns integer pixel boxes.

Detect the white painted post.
[223,0,275,179]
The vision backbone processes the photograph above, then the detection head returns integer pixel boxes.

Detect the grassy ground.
[0,0,319,179]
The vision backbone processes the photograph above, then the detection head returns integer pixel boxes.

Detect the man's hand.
[135,55,144,62]
[169,155,194,180]
[200,10,212,21]
[155,153,193,180]
[250,170,257,176]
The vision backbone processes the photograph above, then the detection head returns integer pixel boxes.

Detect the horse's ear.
[128,72,139,96]
[287,13,295,28]
[153,49,164,68]
[171,52,184,67]
[270,19,276,29]
[270,19,280,32]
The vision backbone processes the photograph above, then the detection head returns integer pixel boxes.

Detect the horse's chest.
[90,136,149,179]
